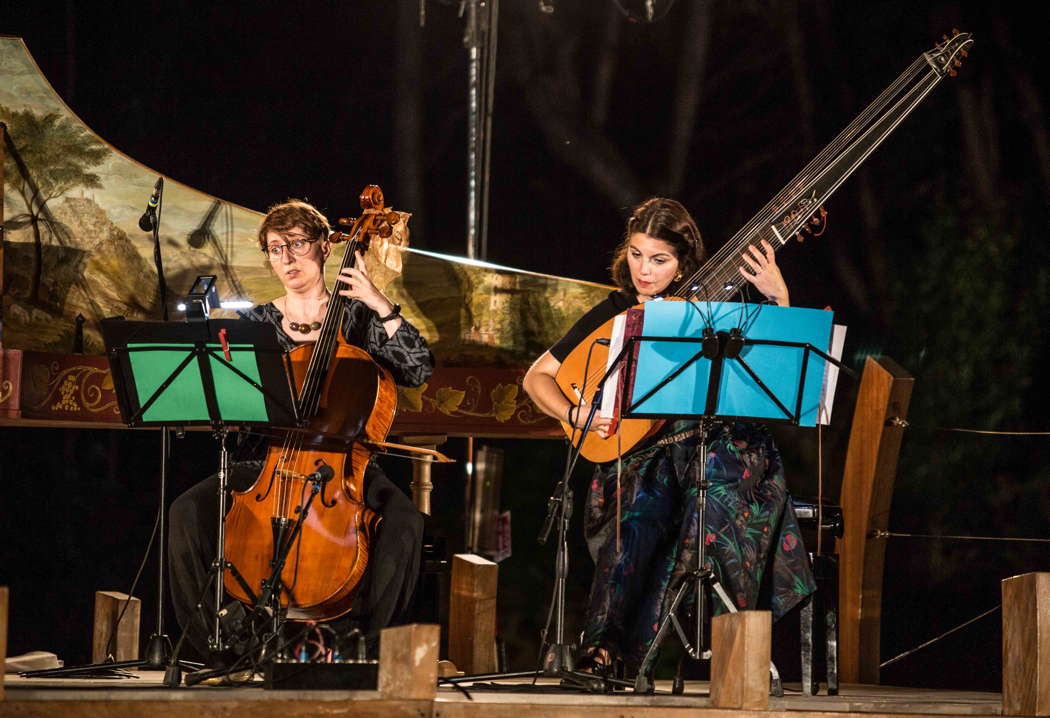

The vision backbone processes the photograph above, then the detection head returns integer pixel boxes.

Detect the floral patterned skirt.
[579,421,815,671]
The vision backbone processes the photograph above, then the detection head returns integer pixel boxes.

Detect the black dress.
[167,299,433,660]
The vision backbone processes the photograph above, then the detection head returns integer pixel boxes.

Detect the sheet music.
[600,314,626,419]
[819,323,847,425]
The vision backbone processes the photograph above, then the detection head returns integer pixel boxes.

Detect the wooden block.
[1,586,8,701]
[92,590,140,663]
[1003,573,1050,715]
[378,623,439,699]
[449,553,498,674]
[710,611,771,710]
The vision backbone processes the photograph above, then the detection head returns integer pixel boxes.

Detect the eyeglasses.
[264,235,318,260]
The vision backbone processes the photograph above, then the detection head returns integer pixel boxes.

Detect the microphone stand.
[21,178,194,678]
[182,467,335,686]
[442,339,635,693]
[142,177,178,669]
[534,392,607,683]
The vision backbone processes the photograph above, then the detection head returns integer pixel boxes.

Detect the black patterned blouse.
[239,300,433,388]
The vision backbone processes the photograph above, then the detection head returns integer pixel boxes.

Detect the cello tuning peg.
[795,231,805,243]
[952,28,960,36]
[369,224,393,239]
[961,48,969,57]
[948,69,958,77]
[385,210,400,225]
[954,59,962,67]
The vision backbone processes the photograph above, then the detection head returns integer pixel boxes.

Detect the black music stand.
[23,319,298,679]
[616,322,853,694]
[108,318,302,684]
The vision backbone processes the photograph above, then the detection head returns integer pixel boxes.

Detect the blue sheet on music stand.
[630,301,835,426]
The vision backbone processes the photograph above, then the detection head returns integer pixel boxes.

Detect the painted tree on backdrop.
[1,106,107,307]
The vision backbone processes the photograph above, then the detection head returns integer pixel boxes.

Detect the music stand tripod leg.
[634,418,781,695]
[210,426,233,653]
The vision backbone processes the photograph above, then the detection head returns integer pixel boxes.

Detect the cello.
[223,185,402,621]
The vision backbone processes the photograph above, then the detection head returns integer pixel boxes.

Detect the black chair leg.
[800,593,818,695]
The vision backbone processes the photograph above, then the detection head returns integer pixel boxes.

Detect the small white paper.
[819,323,847,425]
[601,314,627,419]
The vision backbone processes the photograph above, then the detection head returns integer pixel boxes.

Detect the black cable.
[104,499,162,661]
[880,605,1000,669]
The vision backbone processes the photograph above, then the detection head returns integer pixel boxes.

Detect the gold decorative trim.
[29,362,118,415]
[397,377,549,425]
[0,379,13,405]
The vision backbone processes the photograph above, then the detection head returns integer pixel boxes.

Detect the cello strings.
[283,248,352,518]
[299,224,367,417]
[283,211,377,518]
[273,221,364,521]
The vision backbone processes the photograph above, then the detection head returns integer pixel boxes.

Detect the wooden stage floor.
[1,672,1003,718]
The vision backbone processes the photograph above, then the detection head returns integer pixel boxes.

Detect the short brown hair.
[609,197,707,294]
[257,199,331,252]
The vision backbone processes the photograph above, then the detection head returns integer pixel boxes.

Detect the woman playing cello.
[168,199,432,661]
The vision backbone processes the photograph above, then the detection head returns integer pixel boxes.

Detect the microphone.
[305,465,335,484]
[138,177,163,231]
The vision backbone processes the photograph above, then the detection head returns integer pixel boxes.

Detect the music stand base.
[143,633,173,668]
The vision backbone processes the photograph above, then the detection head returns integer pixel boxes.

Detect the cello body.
[223,341,396,620]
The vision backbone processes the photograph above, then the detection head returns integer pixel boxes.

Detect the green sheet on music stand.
[128,342,268,423]
[102,318,297,428]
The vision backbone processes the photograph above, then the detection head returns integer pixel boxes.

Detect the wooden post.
[378,623,439,699]
[1,121,6,343]
[92,591,140,663]
[1,586,8,701]
[400,434,446,515]
[1003,573,1050,715]
[412,452,435,515]
[709,611,771,709]
[449,553,498,674]
[836,355,913,684]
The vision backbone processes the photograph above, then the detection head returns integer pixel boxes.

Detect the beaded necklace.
[281,296,328,335]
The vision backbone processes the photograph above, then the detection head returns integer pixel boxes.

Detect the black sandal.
[575,647,615,676]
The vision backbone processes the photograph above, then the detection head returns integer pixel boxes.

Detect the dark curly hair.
[256,199,331,252]
[609,197,707,295]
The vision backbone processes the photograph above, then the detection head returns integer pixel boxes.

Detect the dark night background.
[2,0,1050,690]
